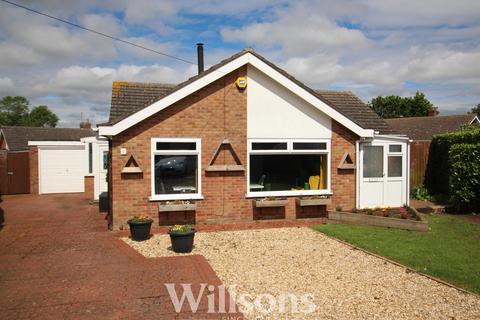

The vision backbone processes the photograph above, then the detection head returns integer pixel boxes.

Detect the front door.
[359,142,407,208]
[98,145,108,195]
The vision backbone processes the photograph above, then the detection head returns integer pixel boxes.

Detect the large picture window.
[248,139,330,196]
[151,138,201,200]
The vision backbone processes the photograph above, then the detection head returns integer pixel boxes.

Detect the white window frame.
[247,138,331,197]
[150,138,202,201]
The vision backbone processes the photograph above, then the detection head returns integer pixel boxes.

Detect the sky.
[0,0,479,127]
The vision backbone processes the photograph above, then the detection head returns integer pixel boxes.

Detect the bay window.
[151,138,202,200]
[248,139,330,196]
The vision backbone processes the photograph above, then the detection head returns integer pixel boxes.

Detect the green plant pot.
[169,230,196,253]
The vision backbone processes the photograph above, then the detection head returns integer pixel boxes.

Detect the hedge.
[425,126,480,196]
[449,143,480,212]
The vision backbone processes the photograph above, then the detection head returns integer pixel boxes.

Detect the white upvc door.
[98,144,109,196]
[359,141,407,208]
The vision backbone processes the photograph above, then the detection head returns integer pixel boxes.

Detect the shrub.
[425,126,480,196]
[448,143,480,212]
[411,185,431,201]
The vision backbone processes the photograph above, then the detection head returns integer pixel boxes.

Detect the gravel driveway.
[124,227,480,319]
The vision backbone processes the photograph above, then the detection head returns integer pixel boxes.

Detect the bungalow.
[98,48,409,230]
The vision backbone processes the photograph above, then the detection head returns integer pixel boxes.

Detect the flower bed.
[328,207,429,232]
[353,206,421,221]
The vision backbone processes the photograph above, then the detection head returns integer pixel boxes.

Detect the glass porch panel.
[388,155,402,177]
[363,146,384,178]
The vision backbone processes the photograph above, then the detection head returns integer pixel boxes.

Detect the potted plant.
[169,224,196,253]
[127,215,153,241]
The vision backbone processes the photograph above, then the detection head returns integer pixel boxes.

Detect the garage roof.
[0,126,95,151]
[385,114,479,140]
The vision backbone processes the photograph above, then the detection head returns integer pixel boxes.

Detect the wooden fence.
[410,140,431,189]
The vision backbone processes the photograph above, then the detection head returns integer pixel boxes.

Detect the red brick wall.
[0,151,7,195]
[110,67,358,229]
[84,176,94,201]
[330,121,358,211]
[29,146,39,194]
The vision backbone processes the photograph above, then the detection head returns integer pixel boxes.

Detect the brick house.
[98,49,410,230]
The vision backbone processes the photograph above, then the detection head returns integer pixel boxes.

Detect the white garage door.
[39,145,86,194]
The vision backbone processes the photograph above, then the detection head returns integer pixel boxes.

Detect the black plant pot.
[128,219,153,241]
[169,230,196,253]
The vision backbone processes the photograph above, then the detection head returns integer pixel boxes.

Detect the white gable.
[247,65,331,139]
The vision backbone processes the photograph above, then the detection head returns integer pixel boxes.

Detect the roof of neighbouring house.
[109,81,176,124]
[105,48,397,135]
[385,114,479,140]
[0,126,95,151]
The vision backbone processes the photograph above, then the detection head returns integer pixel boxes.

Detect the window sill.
[149,194,204,202]
[246,190,332,198]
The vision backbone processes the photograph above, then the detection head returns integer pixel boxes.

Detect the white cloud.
[0,77,15,95]
[222,5,371,55]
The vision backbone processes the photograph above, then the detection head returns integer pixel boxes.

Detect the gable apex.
[99,50,375,138]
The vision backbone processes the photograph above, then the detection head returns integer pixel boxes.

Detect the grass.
[312,214,480,294]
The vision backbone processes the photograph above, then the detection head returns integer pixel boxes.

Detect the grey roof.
[0,126,95,151]
[385,114,479,140]
[315,90,397,134]
[106,49,397,135]
[109,82,176,123]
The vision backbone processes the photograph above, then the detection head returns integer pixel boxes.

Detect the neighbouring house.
[385,114,479,189]
[0,126,94,195]
[98,48,409,230]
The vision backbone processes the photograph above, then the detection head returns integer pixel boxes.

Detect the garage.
[1,126,95,195]
[32,142,88,194]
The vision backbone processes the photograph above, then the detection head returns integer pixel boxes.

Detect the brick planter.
[328,211,429,232]
[296,198,331,206]
[253,199,289,208]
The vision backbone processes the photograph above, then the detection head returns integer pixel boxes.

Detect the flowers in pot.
[127,215,153,241]
[169,224,196,253]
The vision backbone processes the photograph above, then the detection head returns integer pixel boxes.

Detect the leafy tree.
[368,91,435,118]
[0,96,29,126]
[0,96,58,127]
[24,106,59,127]
[471,104,480,115]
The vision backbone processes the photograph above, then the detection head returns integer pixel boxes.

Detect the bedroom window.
[248,139,330,196]
[151,138,201,200]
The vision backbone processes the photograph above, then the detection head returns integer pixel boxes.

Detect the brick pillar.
[84,176,94,201]
[29,146,39,194]
[0,151,7,195]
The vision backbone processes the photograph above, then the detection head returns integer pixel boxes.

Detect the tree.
[368,91,435,118]
[24,106,59,127]
[471,104,480,115]
[0,96,58,127]
[0,96,29,126]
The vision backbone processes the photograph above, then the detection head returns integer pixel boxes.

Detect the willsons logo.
[164,283,316,316]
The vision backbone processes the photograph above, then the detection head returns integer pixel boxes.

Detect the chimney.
[428,106,439,117]
[196,43,204,74]
[80,119,92,129]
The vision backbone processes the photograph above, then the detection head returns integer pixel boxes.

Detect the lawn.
[312,214,480,294]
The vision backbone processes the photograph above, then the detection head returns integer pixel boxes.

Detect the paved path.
[0,194,238,319]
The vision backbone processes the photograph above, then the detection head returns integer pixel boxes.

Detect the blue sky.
[0,0,479,126]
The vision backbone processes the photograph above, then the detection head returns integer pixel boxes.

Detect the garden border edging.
[328,209,429,231]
